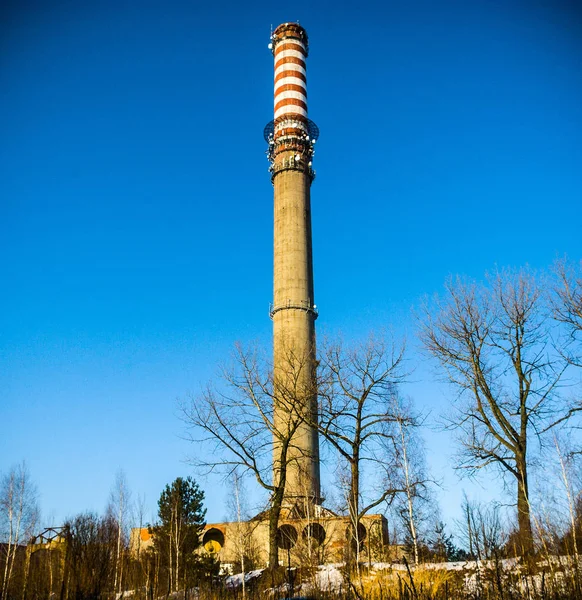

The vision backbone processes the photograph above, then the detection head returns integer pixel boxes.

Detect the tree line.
[0,469,217,600]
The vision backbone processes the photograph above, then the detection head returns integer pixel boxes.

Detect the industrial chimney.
[265,22,321,509]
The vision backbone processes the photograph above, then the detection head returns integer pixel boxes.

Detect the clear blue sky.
[2,0,581,532]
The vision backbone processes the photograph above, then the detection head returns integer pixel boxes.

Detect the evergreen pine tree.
[149,477,217,592]
[429,522,458,562]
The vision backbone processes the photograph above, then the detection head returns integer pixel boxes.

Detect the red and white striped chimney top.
[271,23,309,121]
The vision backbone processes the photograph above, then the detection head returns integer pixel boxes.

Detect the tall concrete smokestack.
[265,22,321,508]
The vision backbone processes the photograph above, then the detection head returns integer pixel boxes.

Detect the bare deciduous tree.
[63,513,113,600]
[553,435,579,562]
[0,462,39,600]
[458,494,506,561]
[226,471,261,592]
[316,334,407,562]
[181,343,310,569]
[420,269,571,553]
[106,470,131,596]
[391,397,433,565]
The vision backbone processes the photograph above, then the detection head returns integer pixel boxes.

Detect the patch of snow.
[315,564,344,592]
[224,569,264,589]
[373,557,525,572]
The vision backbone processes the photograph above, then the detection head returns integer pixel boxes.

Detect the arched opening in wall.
[302,523,326,546]
[345,523,367,551]
[276,524,298,550]
[203,528,225,554]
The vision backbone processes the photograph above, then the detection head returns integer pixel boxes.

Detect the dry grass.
[211,558,582,600]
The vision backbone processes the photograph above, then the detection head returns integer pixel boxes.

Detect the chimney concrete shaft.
[268,22,321,506]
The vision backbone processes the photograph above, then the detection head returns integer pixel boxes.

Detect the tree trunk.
[399,419,419,565]
[349,458,360,566]
[516,458,533,555]
[268,486,285,569]
[268,435,290,570]
[233,476,246,600]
